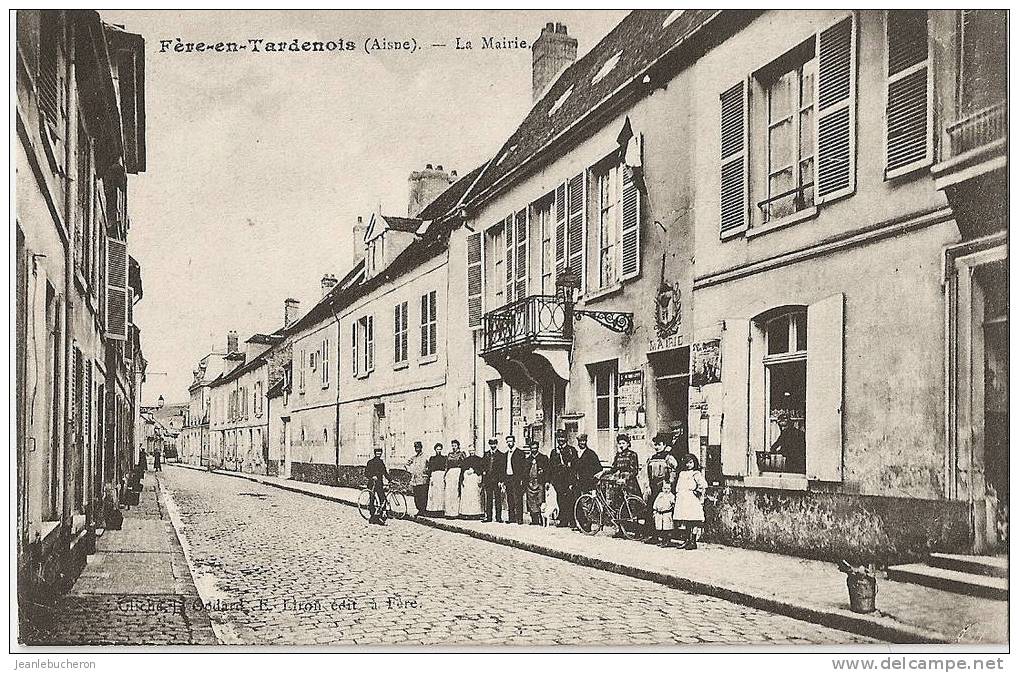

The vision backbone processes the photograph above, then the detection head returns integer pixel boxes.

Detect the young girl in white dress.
[672,453,708,549]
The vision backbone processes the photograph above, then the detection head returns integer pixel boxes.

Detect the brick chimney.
[532,22,577,102]
[284,298,301,328]
[321,274,339,297]
[227,330,238,353]
[407,163,454,217]
[352,215,368,268]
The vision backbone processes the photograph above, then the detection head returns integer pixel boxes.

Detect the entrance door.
[282,420,291,479]
[977,262,1008,550]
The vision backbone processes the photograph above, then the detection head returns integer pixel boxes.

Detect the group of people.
[368,429,708,549]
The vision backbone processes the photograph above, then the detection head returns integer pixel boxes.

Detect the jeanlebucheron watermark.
[832,658,1006,671]
[115,594,419,614]
[13,661,96,670]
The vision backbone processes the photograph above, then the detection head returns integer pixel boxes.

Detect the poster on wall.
[690,339,722,387]
[617,370,646,440]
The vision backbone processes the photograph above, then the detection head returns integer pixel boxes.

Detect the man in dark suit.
[523,440,551,525]
[574,433,603,493]
[481,437,506,522]
[507,435,528,524]
[549,429,579,528]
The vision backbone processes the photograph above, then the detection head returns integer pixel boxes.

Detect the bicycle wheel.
[388,492,407,519]
[357,490,373,521]
[574,493,603,535]
[617,494,651,541]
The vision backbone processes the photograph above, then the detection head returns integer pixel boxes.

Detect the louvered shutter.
[105,237,128,340]
[401,302,408,361]
[514,209,528,300]
[884,10,931,177]
[554,182,567,277]
[367,315,374,372]
[466,231,483,328]
[38,12,60,129]
[620,163,641,280]
[566,172,585,288]
[351,323,357,376]
[815,14,857,201]
[504,215,515,302]
[719,81,748,236]
[805,294,844,481]
[84,359,92,457]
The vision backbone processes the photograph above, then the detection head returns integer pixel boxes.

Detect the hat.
[616,433,631,444]
[487,437,498,445]
[652,432,672,445]
[413,441,423,448]
[555,429,566,437]
[577,432,588,440]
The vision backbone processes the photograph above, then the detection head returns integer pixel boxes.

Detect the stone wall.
[706,486,971,566]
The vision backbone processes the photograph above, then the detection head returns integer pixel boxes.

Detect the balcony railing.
[947,102,1007,157]
[481,294,572,355]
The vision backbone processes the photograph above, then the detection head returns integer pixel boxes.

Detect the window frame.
[593,159,621,291]
[419,290,437,359]
[393,300,409,366]
[761,310,808,476]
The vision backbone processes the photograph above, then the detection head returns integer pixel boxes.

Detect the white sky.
[100,10,627,405]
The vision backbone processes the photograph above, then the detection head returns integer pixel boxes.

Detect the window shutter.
[401,302,408,362]
[38,12,60,129]
[466,231,483,329]
[719,81,748,235]
[566,172,585,287]
[554,182,567,277]
[351,323,357,376]
[394,304,401,361]
[105,237,128,340]
[805,293,844,481]
[322,338,329,385]
[367,315,374,372]
[620,163,641,280]
[514,208,528,301]
[884,10,931,177]
[815,14,857,201]
[504,214,515,302]
[428,291,437,355]
[720,319,750,476]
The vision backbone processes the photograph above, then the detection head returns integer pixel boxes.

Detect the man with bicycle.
[365,447,391,525]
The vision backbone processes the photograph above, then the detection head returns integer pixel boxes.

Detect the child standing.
[652,484,676,547]
[673,453,708,549]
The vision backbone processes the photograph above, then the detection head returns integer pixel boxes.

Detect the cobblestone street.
[164,467,874,646]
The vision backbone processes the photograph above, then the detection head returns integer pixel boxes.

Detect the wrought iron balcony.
[481,294,572,355]
[947,102,1006,158]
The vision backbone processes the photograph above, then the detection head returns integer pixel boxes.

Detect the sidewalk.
[178,463,1007,645]
[20,470,218,646]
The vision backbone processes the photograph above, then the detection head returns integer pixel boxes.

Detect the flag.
[616,116,646,193]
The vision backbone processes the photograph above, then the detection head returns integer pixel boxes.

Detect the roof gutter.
[464,10,730,212]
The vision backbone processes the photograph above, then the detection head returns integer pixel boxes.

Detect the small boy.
[652,485,676,547]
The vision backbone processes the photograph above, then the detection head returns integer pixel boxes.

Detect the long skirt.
[444,468,462,518]
[426,472,445,513]
[459,469,483,518]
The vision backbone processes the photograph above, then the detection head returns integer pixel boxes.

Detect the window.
[762,311,807,474]
[761,45,816,223]
[420,291,437,358]
[298,348,306,393]
[594,162,620,289]
[354,315,374,376]
[254,381,263,416]
[534,197,555,294]
[394,301,408,364]
[321,337,330,387]
[591,361,619,456]
[487,225,505,309]
[489,380,504,438]
[959,10,1007,116]
[76,117,93,282]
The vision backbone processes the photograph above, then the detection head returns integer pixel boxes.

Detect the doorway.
[976,261,1008,550]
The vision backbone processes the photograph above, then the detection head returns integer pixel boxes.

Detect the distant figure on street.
[524,440,550,525]
[507,436,528,524]
[425,443,446,516]
[673,453,708,549]
[458,446,484,519]
[153,447,163,472]
[770,410,806,473]
[549,429,578,528]
[365,447,391,525]
[405,441,429,515]
[481,438,505,523]
[139,449,148,472]
[444,439,467,519]
[574,433,602,494]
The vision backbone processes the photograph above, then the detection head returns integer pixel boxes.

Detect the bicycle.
[574,478,650,541]
[357,485,407,522]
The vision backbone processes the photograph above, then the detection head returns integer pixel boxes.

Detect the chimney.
[321,274,339,297]
[532,21,578,102]
[227,331,238,353]
[352,215,368,267]
[284,298,301,328]
[407,164,454,217]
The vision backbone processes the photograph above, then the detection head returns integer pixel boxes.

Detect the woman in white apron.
[458,450,484,519]
[443,440,467,518]
[425,443,446,516]
[673,453,708,549]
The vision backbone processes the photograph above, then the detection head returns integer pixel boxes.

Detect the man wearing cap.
[574,433,603,494]
[549,429,579,527]
[481,438,506,522]
[405,440,429,515]
[770,410,806,474]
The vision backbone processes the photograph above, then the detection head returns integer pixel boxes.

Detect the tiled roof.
[381,215,422,233]
[467,9,722,207]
